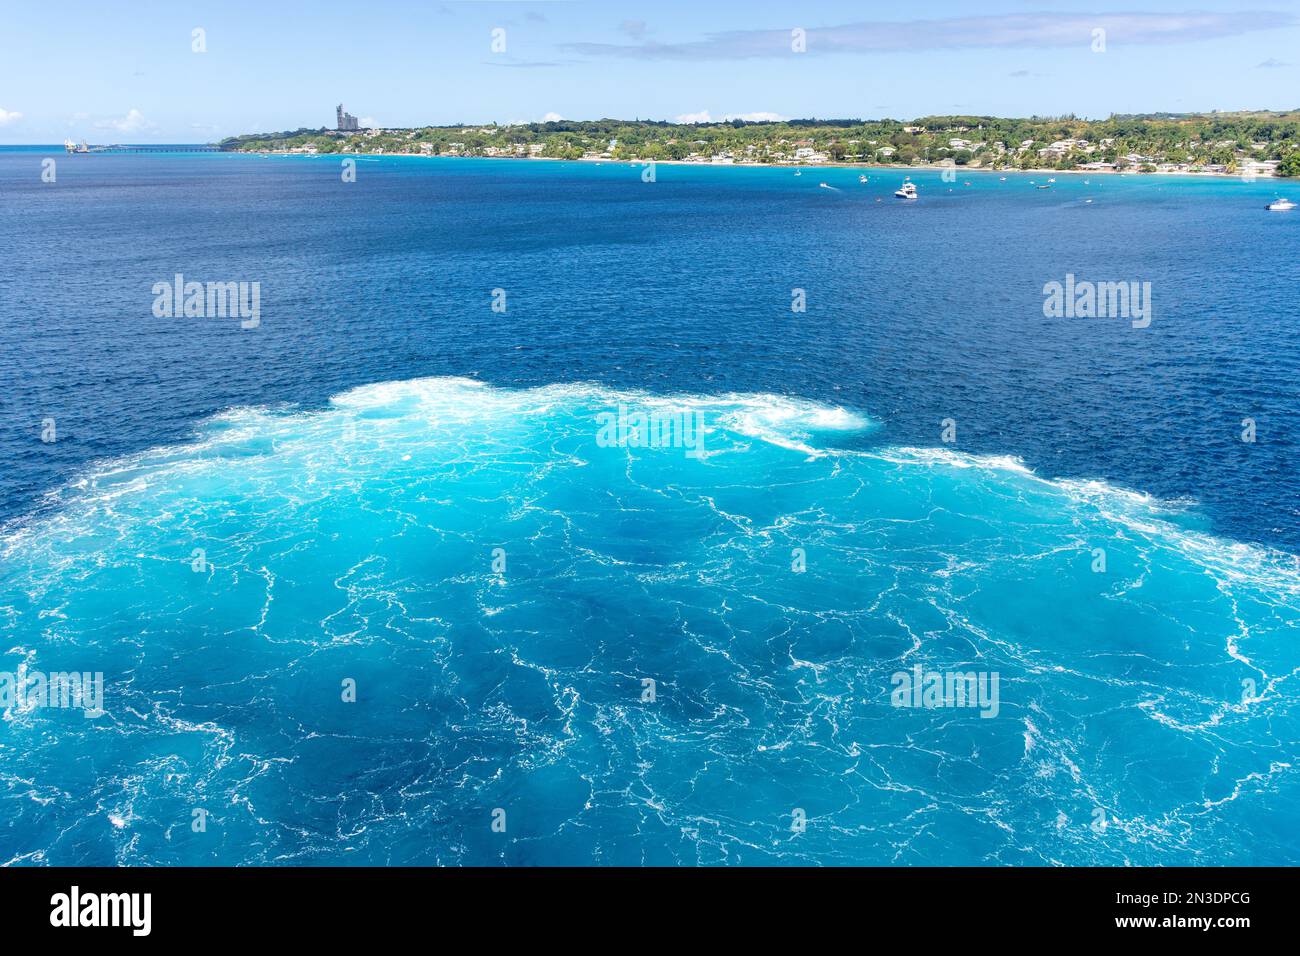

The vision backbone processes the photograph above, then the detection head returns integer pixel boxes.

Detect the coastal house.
[1039,138,1088,160]
[1242,159,1279,176]
[793,146,829,163]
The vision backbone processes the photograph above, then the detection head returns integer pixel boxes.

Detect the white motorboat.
[1267,198,1296,211]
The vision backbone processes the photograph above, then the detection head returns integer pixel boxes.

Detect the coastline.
[234,149,1277,180]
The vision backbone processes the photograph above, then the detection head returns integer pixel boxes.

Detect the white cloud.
[542,111,564,122]
[675,110,712,124]
[565,12,1295,59]
[0,107,24,126]
[359,116,379,128]
[95,108,151,133]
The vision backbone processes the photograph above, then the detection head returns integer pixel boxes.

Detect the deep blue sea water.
[1,148,1297,864]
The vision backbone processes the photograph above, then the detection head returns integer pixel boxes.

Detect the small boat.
[1048,178,1056,183]
[999,176,1007,181]
[794,169,802,177]
[1083,179,1091,185]
[1267,198,1296,211]
[858,174,867,183]
[894,182,918,199]
[1036,184,1052,189]
[64,139,77,154]
[818,181,830,188]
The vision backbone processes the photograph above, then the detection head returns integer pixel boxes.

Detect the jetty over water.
[91,145,222,153]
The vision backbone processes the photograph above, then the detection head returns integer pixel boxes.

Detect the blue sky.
[2,0,1299,142]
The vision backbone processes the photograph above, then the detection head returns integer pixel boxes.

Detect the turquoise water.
[1,377,1297,864]
[1,151,1298,864]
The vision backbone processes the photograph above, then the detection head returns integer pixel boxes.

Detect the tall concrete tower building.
[336,104,359,132]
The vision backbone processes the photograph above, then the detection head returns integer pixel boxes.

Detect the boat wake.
[1,377,1297,865]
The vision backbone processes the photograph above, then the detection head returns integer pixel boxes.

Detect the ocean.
[1,148,1297,864]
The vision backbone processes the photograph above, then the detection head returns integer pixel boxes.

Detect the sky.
[2,0,1299,142]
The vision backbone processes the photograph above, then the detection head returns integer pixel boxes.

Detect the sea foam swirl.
[1,377,1297,866]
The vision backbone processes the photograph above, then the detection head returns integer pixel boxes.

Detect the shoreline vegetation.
[218,111,1300,178]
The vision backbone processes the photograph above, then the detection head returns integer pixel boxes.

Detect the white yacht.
[894,181,918,199]
[1267,198,1296,211]
[859,174,867,183]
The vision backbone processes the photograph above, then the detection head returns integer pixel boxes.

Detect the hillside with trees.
[219,111,1300,176]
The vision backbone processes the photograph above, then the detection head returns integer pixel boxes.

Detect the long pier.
[87,145,222,154]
